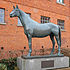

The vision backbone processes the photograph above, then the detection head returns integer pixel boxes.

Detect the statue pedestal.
[17,55,69,70]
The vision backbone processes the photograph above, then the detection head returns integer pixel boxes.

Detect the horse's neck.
[18,9,39,27]
[18,10,29,27]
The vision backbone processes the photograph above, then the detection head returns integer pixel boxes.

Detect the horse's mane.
[19,9,39,24]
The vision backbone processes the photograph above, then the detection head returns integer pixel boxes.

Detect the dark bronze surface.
[10,5,62,56]
[22,54,64,59]
[41,60,54,68]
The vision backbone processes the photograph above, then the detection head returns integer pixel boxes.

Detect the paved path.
[55,67,70,70]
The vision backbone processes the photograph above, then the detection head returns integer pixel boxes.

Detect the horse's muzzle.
[10,14,13,18]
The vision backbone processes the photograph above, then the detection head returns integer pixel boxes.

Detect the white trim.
[56,0,65,5]
[57,0,59,2]
[57,1,65,5]
[0,23,6,25]
[17,18,23,26]
[61,29,66,32]
[17,23,22,26]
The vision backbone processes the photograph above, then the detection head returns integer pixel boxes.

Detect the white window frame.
[57,0,65,5]
[41,16,50,24]
[18,18,22,26]
[57,19,65,31]
[0,8,6,25]
[57,0,63,3]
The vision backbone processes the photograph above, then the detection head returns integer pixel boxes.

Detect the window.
[18,13,31,26]
[57,0,64,3]
[57,19,65,30]
[0,9,5,23]
[41,16,50,23]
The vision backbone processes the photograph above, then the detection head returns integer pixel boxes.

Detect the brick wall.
[0,0,70,52]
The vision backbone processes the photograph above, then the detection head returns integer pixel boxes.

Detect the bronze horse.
[10,5,61,56]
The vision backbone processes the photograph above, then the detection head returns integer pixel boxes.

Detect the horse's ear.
[13,6,15,9]
[16,5,19,9]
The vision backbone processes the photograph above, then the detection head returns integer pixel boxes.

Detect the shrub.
[0,58,17,70]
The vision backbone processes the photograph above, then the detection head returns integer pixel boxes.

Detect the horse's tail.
[59,27,61,47]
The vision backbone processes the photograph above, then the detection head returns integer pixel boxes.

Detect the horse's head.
[10,5,20,18]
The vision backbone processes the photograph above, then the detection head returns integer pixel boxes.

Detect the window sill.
[61,29,66,32]
[56,2,65,6]
[17,24,22,27]
[0,23,6,25]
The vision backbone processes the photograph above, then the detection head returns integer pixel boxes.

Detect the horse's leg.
[27,34,32,56]
[55,35,61,55]
[50,34,55,55]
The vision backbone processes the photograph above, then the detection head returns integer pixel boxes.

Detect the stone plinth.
[17,55,69,70]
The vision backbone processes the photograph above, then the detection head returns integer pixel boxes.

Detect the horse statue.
[10,5,61,56]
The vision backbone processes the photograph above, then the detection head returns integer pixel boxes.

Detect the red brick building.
[0,0,70,52]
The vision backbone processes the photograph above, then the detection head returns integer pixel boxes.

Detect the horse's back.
[34,23,59,31]
[32,23,59,37]
[46,23,59,35]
